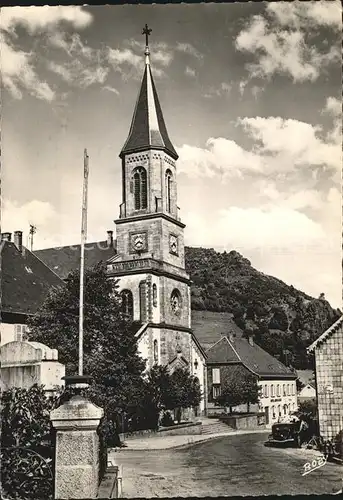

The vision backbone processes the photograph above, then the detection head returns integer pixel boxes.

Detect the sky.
[1,2,342,308]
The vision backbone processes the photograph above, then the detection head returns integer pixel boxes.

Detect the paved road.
[112,433,342,497]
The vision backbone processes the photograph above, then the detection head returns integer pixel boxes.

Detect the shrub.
[160,411,174,427]
[0,385,59,500]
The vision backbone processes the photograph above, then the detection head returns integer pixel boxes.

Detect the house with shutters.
[206,333,298,427]
[0,231,64,346]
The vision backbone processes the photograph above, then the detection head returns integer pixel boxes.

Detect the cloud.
[103,85,120,95]
[238,116,340,172]
[107,47,141,68]
[2,199,57,235]
[178,137,264,179]
[178,108,340,183]
[204,82,231,98]
[235,1,341,83]
[1,6,93,100]
[267,1,341,30]
[185,66,196,78]
[176,42,203,60]
[183,203,340,306]
[0,6,93,34]
[323,96,341,116]
[1,34,55,101]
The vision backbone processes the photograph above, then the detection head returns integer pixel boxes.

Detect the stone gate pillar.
[50,377,104,499]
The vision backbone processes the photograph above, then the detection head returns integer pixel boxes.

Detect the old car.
[264,421,302,447]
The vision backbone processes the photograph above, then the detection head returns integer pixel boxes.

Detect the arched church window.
[133,167,147,210]
[139,280,147,322]
[152,284,157,307]
[165,169,173,213]
[120,289,133,318]
[153,340,158,364]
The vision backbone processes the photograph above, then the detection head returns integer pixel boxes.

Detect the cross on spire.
[142,23,152,47]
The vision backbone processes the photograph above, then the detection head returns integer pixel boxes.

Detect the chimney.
[14,231,23,252]
[107,230,113,248]
[248,335,254,346]
[1,232,11,242]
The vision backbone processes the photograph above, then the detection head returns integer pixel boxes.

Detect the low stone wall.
[218,413,265,430]
[120,421,202,441]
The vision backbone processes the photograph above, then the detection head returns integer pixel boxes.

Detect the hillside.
[185,247,341,369]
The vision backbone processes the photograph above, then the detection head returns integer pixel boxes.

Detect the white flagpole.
[79,148,89,376]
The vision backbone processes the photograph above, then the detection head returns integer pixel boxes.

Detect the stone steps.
[201,420,233,435]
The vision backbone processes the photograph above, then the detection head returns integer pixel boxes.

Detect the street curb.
[110,429,271,452]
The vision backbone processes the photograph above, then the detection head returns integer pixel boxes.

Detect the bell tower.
[107,25,206,413]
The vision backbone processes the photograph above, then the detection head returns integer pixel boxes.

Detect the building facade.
[308,315,343,440]
[298,383,316,402]
[206,335,297,427]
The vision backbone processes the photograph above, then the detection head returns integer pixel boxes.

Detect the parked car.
[265,421,302,447]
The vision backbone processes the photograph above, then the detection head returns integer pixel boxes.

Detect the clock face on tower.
[169,234,179,255]
[130,232,148,253]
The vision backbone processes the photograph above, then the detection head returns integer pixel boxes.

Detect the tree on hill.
[27,264,146,431]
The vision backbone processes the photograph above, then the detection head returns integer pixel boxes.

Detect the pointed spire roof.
[120,25,178,160]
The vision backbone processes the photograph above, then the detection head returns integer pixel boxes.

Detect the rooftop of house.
[34,236,116,280]
[206,335,296,379]
[1,237,65,316]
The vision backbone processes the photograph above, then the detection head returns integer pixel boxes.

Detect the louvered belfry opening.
[133,167,147,210]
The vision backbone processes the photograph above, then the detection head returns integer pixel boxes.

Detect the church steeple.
[120,24,178,160]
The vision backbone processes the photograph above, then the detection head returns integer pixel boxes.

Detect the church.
[34,25,208,415]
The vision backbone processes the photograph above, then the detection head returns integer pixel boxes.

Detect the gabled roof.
[308,315,343,352]
[34,241,116,280]
[1,241,64,316]
[206,335,296,379]
[120,62,178,160]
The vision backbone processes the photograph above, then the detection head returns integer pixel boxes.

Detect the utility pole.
[79,149,89,376]
[29,224,37,251]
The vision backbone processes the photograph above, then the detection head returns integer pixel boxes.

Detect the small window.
[278,405,281,416]
[153,340,158,364]
[271,406,275,419]
[264,384,268,398]
[271,384,274,397]
[152,284,157,307]
[120,289,133,318]
[165,169,173,213]
[133,167,147,210]
[287,384,290,396]
[213,385,221,399]
[276,384,280,397]
[15,324,26,342]
[292,383,295,396]
[212,368,220,384]
[283,384,286,396]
